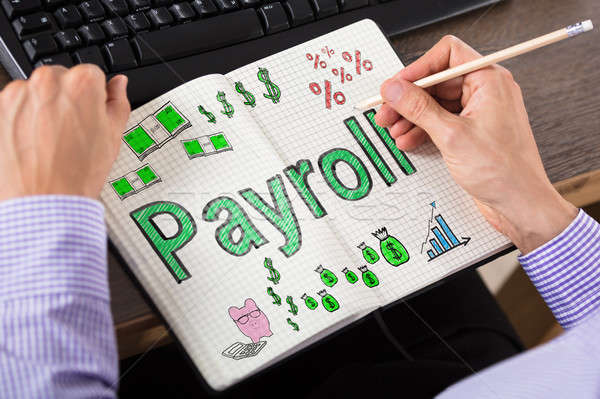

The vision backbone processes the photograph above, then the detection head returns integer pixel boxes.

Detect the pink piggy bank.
[228,298,273,343]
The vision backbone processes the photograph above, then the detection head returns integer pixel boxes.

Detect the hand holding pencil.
[373,31,580,254]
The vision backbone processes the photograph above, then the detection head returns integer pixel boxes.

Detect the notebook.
[100,19,511,391]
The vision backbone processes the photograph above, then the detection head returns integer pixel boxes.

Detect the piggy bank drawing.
[228,298,273,343]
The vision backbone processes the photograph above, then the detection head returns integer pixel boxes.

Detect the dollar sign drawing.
[358,242,380,264]
[257,67,281,104]
[234,81,256,107]
[197,105,216,124]
[318,289,340,312]
[267,287,281,305]
[263,257,280,284]
[315,265,338,287]
[286,296,298,315]
[216,91,234,118]
[372,227,409,266]
[286,318,299,331]
[342,267,358,284]
[358,265,379,288]
[301,293,318,310]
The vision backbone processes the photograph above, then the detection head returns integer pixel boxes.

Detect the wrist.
[500,188,578,254]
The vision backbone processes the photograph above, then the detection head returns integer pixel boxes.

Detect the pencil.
[354,19,594,110]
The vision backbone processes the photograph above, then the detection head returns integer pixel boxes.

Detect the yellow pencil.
[354,20,594,110]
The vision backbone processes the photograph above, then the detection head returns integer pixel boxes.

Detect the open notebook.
[100,19,510,391]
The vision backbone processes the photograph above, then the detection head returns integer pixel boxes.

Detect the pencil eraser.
[582,20,594,32]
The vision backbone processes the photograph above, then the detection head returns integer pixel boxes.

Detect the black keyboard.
[0,0,500,106]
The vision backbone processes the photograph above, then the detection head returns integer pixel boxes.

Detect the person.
[0,35,598,398]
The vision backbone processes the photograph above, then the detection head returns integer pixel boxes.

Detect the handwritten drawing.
[318,289,340,312]
[286,318,299,331]
[122,101,190,160]
[301,293,318,310]
[257,67,281,104]
[234,81,256,107]
[222,341,267,360]
[315,265,337,287]
[309,80,345,109]
[229,298,273,344]
[422,202,471,261]
[263,257,280,284]
[357,242,379,264]
[110,164,161,200]
[197,105,216,124]
[372,227,409,266]
[358,265,379,288]
[266,287,282,305]
[342,267,358,284]
[181,132,233,159]
[286,295,299,316]
[216,91,234,118]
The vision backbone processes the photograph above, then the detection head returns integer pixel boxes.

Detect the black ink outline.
[318,148,373,201]
[344,116,396,186]
[202,196,268,257]
[129,201,196,284]
[283,159,328,219]
[239,174,302,258]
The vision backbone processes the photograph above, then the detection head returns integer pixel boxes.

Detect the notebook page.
[226,19,511,306]
[100,74,380,390]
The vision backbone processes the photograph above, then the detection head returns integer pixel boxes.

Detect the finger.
[381,78,460,147]
[436,98,463,114]
[389,118,414,139]
[398,35,482,82]
[395,126,428,151]
[431,76,464,100]
[374,103,401,127]
[64,64,107,103]
[106,75,131,133]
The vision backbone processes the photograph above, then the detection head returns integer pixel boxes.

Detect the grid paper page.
[100,74,381,390]
[227,19,511,306]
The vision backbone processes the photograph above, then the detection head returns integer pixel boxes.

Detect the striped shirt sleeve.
[518,209,600,328]
[0,196,118,398]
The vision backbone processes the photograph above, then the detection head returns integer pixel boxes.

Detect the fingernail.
[382,81,404,102]
[118,74,128,91]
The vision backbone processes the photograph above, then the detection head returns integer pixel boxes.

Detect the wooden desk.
[1,0,599,359]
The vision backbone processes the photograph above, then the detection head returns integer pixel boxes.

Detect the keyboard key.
[125,12,150,30]
[73,45,107,72]
[103,38,137,71]
[151,0,171,6]
[101,17,128,38]
[283,0,312,26]
[337,0,366,11]
[168,2,194,22]
[100,0,129,16]
[54,5,82,28]
[79,0,105,21]
[43,0,65,8]
[257,3,288,34]
[131,9,263,65]
[55,29,82,50]
[146,7,172,28]
[310,0,336,18]
[239,0,259,7]
[2,0,41,19]
[35,52,73,67]
[12,12,55,37]
[23,34,58,61]
[78,23,105,44]
[213,0,237,12]
[190,0,216,16]
[127,0,150,11]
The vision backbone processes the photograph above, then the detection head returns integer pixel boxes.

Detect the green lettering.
[283,159,327,219]
[318,148,372,201]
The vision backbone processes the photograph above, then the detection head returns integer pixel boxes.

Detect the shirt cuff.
[0,195,109,302]
[518,209,600,328]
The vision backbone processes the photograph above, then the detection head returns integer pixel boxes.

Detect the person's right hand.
[375,36,577,254]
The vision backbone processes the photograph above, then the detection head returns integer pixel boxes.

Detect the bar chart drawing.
[421,202,470,261]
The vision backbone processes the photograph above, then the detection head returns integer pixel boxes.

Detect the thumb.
[381,78,459,148]
[106,75,131,132]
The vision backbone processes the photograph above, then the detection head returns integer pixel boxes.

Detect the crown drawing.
[372,227,389,241]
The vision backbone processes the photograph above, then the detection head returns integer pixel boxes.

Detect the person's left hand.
[0,64,130,201]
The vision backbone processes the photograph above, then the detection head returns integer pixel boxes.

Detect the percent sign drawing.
[321,46,334,57]
[331,66,352,83]
[342,50,373,75]
[309,80,345,109]
[306,53,327,70]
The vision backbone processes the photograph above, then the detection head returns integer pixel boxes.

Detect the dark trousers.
[120,271,523,398]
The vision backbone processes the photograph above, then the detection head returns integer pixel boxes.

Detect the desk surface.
[1,0,599,358]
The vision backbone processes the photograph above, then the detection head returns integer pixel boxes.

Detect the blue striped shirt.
[1,197,599,397]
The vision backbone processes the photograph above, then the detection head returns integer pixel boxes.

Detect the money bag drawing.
[228,298,273,343]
